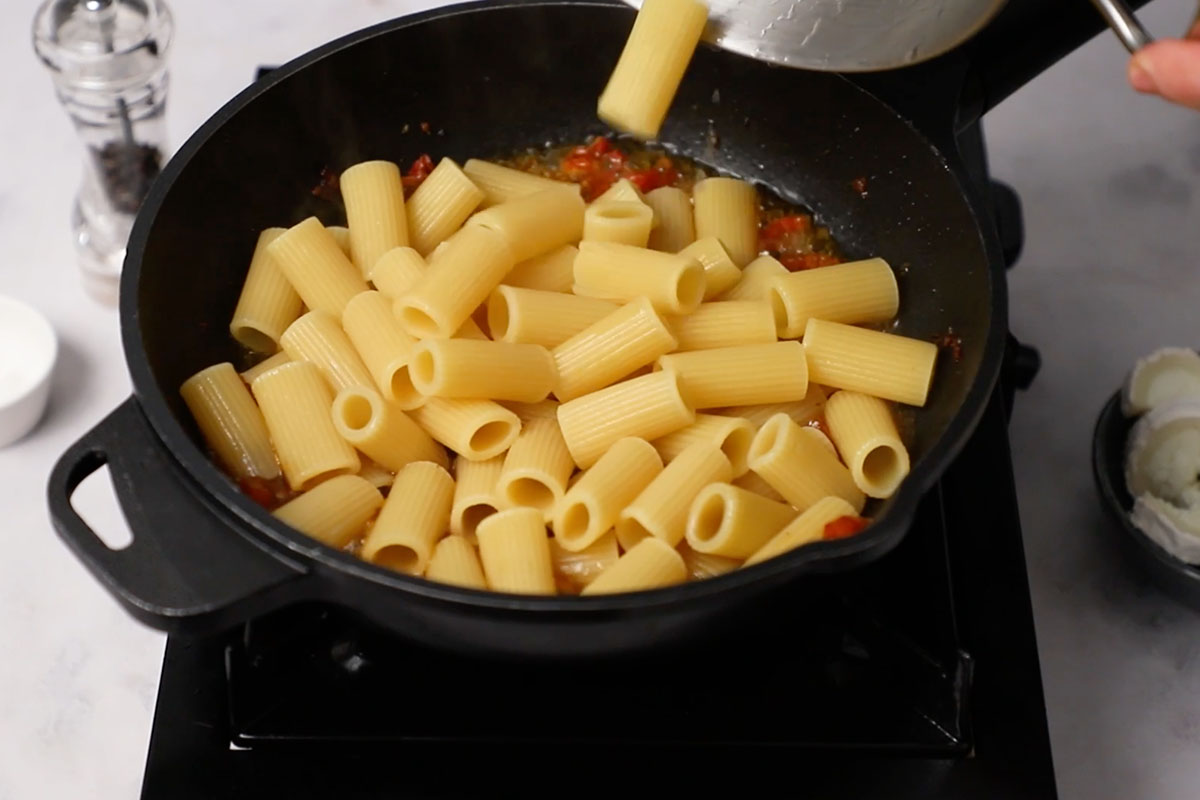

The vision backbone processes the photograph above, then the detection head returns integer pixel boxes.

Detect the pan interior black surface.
[117,0,995,633]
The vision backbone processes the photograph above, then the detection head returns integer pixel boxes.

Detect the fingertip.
[1128,53,1156,93]
[1126,40,1200,110]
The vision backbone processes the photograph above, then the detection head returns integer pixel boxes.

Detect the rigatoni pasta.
[595,0,708,140]
[551,532,620,590]
[552,297,677,401]
[744,496,858,567]
[476,507,556,594]
[341,290,422,408]
[462,159,577,207]
[747,413,865,513]
[685,482,796,559]
[229,228,301,353]
[552,437,663,552]
[679,238,742,299]
[667,301,776,352]
[331,386,448,472]
[361,462,454,575]
[251,361,360,490]
[616,442,732,550]
[657,341,809,408]
[503,245,578,293]
[410,397,522,461]
[468,187,585,262]
[645,187,695,252]
[368,246,426,300]
[488,285,619,348]
[803,318,939,407]
[573,240,705,315]
[692,177,758,267]
[279,310,375,393]
[240,351,290,384]
[581,538,687,595]
[767,258,899,337]
[720,384,828,430]
[180,363,280,480]
[557,370,694,468]
[823,390,911,498]
[426,536,487,590]
[267,217,368,317]
[405,157,485,255]
[450,454,504,541]
[496,417,575,517]
[273,475,382,549]
[720,255,787,301]
[651,413,755,477]
[411,339,557,403]
[341,160,408,274]
[583,200,655,247]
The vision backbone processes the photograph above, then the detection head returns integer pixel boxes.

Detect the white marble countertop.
[1,0,1198,797]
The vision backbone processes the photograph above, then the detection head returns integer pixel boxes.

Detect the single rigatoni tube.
[488,286,618,348]
[552,297,677,401]
[180,362,280,480]
[468,188,585,262]
[693,177,758,267]
[426,536,487,589]
[331,386,448,472]
[668,301,776,351]
[651,413,755,477]
[341,160,408,274]
[685,483,796,559]
[268,217,368,317]
[581,538,687,595]
[583,200,655,247]
[658,341,809,408]
[395,224,515,339]
[476,507,556,595]
[406,158,485,255]
[557,370,694,468]
[748,413,865,513]
[357,460,396,490]
[721,384,828,429]
[551,437,663,552]
[410,339,556,403]
[733,470,786,502]
[721,255,786,301]
[280,310,374,393]
[680,238,741,299]
[595,0,708,140]
[410,398,521,461]
[824,390,911,498]
[504,245,578,293]
[229,228,301,353]
[645,187,695,252]
[327,225,351,256]
[341,290,422,408]
[551,531,619,589]
[803,318,938,407]
[767,258,899,337]
[368,246,425,300]
[251,362,360,490]
[744,496,858,566]
[500,400,560,423]
[616,442,731,550]
[240,351,290,384]
[496,417,575,517]
[273,475,382,549]
[451,454,504,541]
[462,159,578,207]
[361,462,454,575]
[679,541,741,580]
[573,241,705,314]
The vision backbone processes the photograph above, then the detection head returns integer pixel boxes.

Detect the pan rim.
[120,0,1006,613]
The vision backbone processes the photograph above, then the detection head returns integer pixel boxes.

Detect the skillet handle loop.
[1088,0,1153,52]
[47,397,310,636]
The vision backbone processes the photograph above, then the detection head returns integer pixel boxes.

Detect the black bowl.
[1091,392,1200,609]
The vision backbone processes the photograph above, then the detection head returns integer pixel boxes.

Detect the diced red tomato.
[823,515,870,541]
[761,214,812,241]
[779,252,842,271]
[401,154,435,194]
[239,476,277,510]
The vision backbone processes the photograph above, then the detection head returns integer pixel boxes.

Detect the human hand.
[1128,18,1200,109]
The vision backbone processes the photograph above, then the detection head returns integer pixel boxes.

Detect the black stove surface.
[141,380,1054,799]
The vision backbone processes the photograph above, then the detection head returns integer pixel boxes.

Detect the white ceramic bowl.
[0,295,58,447]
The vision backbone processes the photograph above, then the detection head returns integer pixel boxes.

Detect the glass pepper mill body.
[34,0,173,306]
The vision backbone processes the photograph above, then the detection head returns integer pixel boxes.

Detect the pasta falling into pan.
[179,0,940,596]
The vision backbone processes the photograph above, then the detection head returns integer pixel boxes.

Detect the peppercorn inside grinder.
[33,0,173,306]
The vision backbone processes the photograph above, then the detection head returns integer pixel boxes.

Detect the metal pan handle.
[47,397,310,635]
[1089,0,1153,52]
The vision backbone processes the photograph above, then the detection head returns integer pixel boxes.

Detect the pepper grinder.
[33,0,174,306]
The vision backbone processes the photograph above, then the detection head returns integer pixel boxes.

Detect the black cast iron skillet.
[45,0,1125,658]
